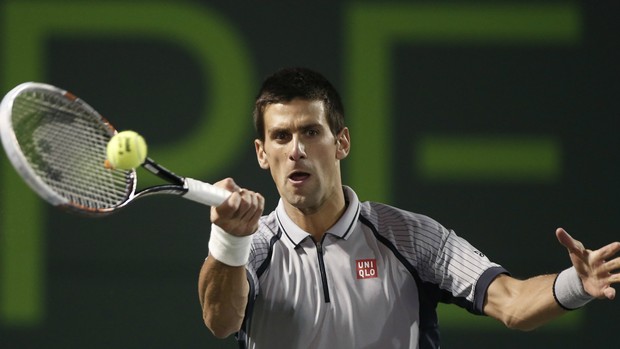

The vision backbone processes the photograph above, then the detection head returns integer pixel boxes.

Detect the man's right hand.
[210,178,264,237]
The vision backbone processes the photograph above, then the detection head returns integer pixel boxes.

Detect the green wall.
[1,1,618,348]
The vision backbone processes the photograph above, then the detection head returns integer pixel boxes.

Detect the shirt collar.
[276,186,360,247]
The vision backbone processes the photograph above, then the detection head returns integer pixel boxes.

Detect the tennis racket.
[0,82,231,215]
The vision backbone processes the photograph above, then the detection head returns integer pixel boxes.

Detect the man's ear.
[255,139,270,169]
[336,127,350,160]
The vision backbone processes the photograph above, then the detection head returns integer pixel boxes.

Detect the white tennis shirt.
[237,186,507,349]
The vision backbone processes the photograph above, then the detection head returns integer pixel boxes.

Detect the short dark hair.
[253,67,345,141]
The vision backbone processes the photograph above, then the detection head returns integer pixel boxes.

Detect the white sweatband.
[553,266,594,310]
[207,224,252,267]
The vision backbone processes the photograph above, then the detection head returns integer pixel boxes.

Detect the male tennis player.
[198,67,619,348]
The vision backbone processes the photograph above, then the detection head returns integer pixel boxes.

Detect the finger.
[232,190,263,221]
[556,228,586,255]
[249,192,265,221]
[594,241,620,261]
[234,192,263,232]
[211,190,240,221]
[245,204,263,232]
[257,192,265,212]
[228,190,250,219]
[605,255,620,271]
[238,190,256,220]
[603,287,616,300]
[214,186,245,211]
[609,271,620,284]
[249,193,265,221]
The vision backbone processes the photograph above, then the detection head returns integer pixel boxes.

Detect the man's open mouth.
[289,171,310,182]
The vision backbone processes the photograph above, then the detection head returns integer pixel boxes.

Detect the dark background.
[1,0,618,348]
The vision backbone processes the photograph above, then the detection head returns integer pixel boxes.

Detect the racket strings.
[11,90,133,210]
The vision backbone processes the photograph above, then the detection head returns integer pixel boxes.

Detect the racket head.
[0,82,137,215]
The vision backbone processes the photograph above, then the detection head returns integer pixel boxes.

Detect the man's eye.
[306,129,319,136]
[274,132,288,140]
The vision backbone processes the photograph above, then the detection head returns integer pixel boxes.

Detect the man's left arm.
[483,228,620,331]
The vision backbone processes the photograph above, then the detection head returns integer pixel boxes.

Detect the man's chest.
[256,231,419,327]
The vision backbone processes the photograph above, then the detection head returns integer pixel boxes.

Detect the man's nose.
[289,136,307,161]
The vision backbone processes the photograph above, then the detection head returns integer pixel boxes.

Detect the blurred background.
[0,0,618,348]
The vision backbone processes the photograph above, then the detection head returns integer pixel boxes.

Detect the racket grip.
[183,178,231,206]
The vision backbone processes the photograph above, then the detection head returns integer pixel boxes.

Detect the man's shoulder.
[247,211,281,266]
[358,200,444,235]
[254,210,280,241]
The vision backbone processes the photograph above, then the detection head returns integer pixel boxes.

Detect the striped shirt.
[237,186,507,349]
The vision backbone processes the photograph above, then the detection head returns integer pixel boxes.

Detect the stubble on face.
[257,99,344,215]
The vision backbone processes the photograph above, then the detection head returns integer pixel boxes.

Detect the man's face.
[255,98,349,213]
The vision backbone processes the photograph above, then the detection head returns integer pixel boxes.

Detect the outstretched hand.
[556,228,620,300]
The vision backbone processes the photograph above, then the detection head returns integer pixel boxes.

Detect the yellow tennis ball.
[106,130,147,170]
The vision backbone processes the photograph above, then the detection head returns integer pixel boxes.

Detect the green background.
[0,0,618,348]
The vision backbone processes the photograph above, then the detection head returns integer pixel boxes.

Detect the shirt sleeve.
[431,227,509,314]
[367,202,509,315]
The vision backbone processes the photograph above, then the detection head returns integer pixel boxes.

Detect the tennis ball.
[106,130,147,170]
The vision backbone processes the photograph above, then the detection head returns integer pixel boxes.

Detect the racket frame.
[1,82,229,216]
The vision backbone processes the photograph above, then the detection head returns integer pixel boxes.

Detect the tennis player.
[198,67,619,348]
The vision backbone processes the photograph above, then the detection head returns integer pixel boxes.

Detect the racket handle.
[183,178,231,206]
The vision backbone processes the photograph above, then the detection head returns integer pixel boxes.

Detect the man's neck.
[283,189,347,241]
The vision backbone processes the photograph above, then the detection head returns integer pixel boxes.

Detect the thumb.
[556,227,585,256]
[214,178,241,193]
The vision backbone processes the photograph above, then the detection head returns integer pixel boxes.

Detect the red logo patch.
[356,259,378,279]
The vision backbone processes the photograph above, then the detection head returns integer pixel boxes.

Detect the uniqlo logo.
[356,259,378,279]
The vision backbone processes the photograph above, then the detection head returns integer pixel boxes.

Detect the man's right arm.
[199,256,249,338]
[197,178,264,338]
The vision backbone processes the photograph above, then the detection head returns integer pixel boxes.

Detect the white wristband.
[553,266,594,310]
[208,224,252,267]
